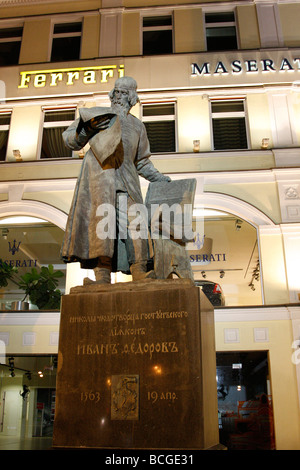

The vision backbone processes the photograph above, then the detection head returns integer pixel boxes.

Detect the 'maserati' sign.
[191,57,300,76]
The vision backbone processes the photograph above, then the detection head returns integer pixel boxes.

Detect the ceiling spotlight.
[1,228,9,239]
[235,219,243,231]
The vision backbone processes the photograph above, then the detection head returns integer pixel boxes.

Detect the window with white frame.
[142,15,173,55]
[0,26,23,66]
[142,103,176,153]
[41,109,75,159]
[205,12,237,51]
[50,21,82,62]
[0,113,11,161]
[211,100,248,150]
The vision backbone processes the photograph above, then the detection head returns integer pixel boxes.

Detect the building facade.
[0,0,300,450]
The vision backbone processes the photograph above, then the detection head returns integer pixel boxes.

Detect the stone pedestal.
[53,279,219,449]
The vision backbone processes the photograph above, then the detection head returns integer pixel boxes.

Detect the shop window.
[142,103,176,153]
[41,109,75,159]
[0,26,23,66]
[143,15,173,55]
[0,355,57,443]
[217,351,275,450]
[0,113,10,161]
[211,100,248,150]
[0,216,65,309]
[205,12,237,51]
[50,21,82,62]
[189,211,262,306]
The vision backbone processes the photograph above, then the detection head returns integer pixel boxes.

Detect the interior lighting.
[237,385,242,391]
[0,216,48,225]
[193,208,229,217]
[232,363,242,369]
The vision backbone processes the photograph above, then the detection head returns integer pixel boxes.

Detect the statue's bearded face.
[111,87,130,115]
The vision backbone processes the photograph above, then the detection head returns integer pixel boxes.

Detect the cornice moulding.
[0,0,74,7]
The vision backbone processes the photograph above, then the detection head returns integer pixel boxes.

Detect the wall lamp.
[261,138,270,150]
[13,149,22,161]
[193,140,200,152]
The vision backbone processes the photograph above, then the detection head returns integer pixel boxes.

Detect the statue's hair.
[109,76,139,107]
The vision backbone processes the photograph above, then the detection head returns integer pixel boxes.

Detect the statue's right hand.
[89,116,111,131]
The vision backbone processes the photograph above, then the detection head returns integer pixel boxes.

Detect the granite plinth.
[53,279,219,449]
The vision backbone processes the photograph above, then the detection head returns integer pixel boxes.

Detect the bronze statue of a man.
[61,76,171,284]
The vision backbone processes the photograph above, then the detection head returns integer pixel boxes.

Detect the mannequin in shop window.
[61,76,171,284]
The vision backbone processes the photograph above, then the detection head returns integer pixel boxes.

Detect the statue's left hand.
[158,175,171,182]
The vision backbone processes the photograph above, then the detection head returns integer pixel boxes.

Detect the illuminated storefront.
[0,0,300,450]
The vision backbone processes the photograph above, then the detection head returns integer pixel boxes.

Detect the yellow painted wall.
[23,191,74,215]
[81,14,101,60]
[204,182,282,224]
[247,93,273,149]
[279,3,300,47]
[177,95,211,153]
[258,227,289,305]
[236,5,260,50]
[152,152,275,174]
[0,377,23,436]
[19,19,52,64]
[7,106,42,162]
[0,324,59,355]
[291,92,300,145]
[174,8,205,53]
[0,162,81,181]
[215,318,300,450]
[121,12,140,56]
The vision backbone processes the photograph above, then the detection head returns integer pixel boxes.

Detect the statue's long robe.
[61,108,166,270]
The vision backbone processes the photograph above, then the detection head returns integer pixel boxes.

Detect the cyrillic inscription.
[147,391,178,403]
[77,341,179,359]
